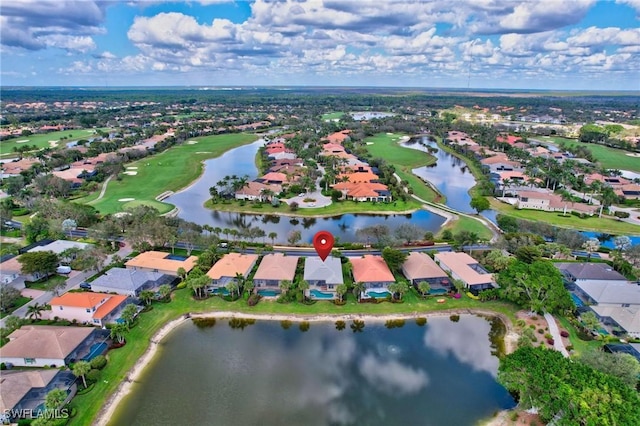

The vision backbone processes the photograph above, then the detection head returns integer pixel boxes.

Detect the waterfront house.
[253,253,299,293]
[207,253,259,288]
[125,251,197,276]
[89,267,175,297]
[303,256,344,300]
[49,292,130,327]
[349,255,395,298]
[0,325,107,367]
[235,181,282,201]
[0,370,77,422]
[434,252,496,294]
[27,240,92,256]
[401,252,450,290]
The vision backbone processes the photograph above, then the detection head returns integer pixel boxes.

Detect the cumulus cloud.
[358,353,429,395]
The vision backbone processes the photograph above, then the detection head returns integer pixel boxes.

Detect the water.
[403,137,477,213]
[580,231,640,248]
[166,139,446,242]
[109,315,515,426]
[351,111,396,120]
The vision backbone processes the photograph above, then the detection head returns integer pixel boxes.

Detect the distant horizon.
[1,1,638,90]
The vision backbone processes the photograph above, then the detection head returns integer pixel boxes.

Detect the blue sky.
[1,0,639,90]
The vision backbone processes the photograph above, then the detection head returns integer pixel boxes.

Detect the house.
[555,263,628,289]
[332,181,392,202]
[0,255,22,285]
[125,251,197,276]
[0,325,107,367]
[257,172,289,185]
[49,292,130,327]
[434,252,496,294]
[514,190,599,215]
[349,255,395,298]
[401,252,450,290]
[617,184,640,200]
[235,181,282,201]
[0,370,77,422]
[88,267,175,297]
[303,256,344,300]
[253,253,299,292]
[28,240,91,256]
[207,253,259,288]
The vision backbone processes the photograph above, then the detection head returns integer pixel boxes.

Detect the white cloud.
[359,353,429,395]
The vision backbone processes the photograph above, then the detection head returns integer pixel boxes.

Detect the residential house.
[28,240,91,256]
[49,292,130,327]
[332,181,391,202]
[616,184,640,200]
[0,370,77,422]
[303,256,344,300]
[0,325,108,367]
[349,255,395,298]
[207,253,259,288]
[514,190,599,215]
[446,131,477,147]
[0,255,23,285]
[556,262,628,294]
[253,253,299,292]
[434,252,496,294]
[0,158,39,179]
[89,267,175,297]
[125,251,197,276]
[401,252,450,290]
[324,130,351,144]
[235,181,282,201]
[258,172,290,185]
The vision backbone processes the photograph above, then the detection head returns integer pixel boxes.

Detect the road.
[1,243,133,328]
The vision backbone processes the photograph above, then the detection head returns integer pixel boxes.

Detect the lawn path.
[88,175,113,204]
[544,312,570,357]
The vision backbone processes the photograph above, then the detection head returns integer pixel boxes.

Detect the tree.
[483,250,514,272]
[0,286,21,314]
[356,224,391,247]
[18,251,59,280]
[470,196,490,214]
[582,237,601,261]
[45,388,67,411]
[580,311,600,332]
[226,280,240,299]
[336,284,348,302]
[297,279,309,300]
[394,223,424,243]
[381,246,408,273]
[27,302,45,321]
[120,304,138,328]
[110,322,128,344]
[177,267,187,282]
[139,289,155,306]
[388,281,409,301]
[158,284,172,300]
[72,360,91,388]
[497,260,572,314]
[418,281,431,297]
[278,279,293,296]
[352,281,366,301]
[188,275,210,299]
[287,230,302,245]
[579,350,640,389]
[614,235,632,252]
[268,232,278,245]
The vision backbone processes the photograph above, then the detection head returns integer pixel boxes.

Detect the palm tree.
[177,267,187,282]
[336,284,348,302]
[226,280,240,299]
[72,360,91,388]
[297,279,309,301]
[139,289,155,306]
[352,281,365,302]
[27,303,44,321]
[418,281,431,297]
[45,388,67,411]
[335,320,346,331]
[110,322,128,344]
[158,284,172,301]
[120,304,138,328]
[279,279,293,296]
[268,232,278,245]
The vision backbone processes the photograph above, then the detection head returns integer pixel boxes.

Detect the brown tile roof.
[207,253,259,280]
[434,252,494,286]
[253,253,298,281]
[0,370,59,411]
[260,172,289,183]
[0,325,94,360]
[236,181,282,198]
[337,171,380,183]
[324,130,350,144]
[333,181,389,198]
[350,255,394,283]
[402,252,447,281]
[125,251,197,274]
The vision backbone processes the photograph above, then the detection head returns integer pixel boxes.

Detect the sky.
[1,0,639,90]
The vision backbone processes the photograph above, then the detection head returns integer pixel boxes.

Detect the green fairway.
[80,133,258,214]
[490,199,640,235]
[321,111,345,121]
[68,287,518,426]
[439,215,494,241]
[365,133,440,202]
[0,128,110,157]
[539,136,640,173]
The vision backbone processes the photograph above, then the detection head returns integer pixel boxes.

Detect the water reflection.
[110,318,515,426]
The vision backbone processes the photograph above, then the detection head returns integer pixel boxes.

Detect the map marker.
[313,230,334,261]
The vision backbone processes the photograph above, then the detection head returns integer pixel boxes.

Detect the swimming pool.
[310,289,335,299]
[166,254,188,261]
[83,342,108,361]
[258,289,279,297]
[429,288,448,295]
[571,293,585,307]
[367,290,391,298]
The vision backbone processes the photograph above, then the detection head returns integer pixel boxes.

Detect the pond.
[109,315,515,426]
[165,140,446,242]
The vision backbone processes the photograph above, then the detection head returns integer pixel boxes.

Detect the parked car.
[79,282,91,290]
[56,265,72,274]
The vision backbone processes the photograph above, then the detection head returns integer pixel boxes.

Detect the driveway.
[283,165,332,209]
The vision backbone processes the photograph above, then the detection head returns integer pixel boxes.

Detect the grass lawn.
[556,315,603,356]
[439,215,494,241]
[69,287,518,425]
[539,136,640,173]
[0,296,31,319]
[25,275,66,291]
[0,128,111,157]
[490,199,640,235]
[205,198,423,216]
[365,133,440,202]
[77,133,258,214]
[321,112,345,121]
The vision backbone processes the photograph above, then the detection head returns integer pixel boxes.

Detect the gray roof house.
[89,267,175,297]
[555,263,627,285]
[401,252,450,288]
[303,256,344,300]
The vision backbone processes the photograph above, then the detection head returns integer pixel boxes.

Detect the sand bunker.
[195,151,212,154]
[48,141,59,147]
[123,171,138,176]
[113,212,132,218]
[187,140,198,144]
[127,166,138,170]
[118,198,135,202]
[366,142,374,145]
[626,153,640,157]
[16,139,29,143]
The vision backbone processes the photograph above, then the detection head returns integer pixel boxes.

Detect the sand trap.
[195,151,212,154]
[48,140,59,147]
[366,142,374,145]
[113,212,132,218]
[16,139,30,143]
[386,132,393,135]
[126,166,138,170]
[187,140,198,144]
[118,198,135,202]
[626,153,640,157]
[123,171,138,176]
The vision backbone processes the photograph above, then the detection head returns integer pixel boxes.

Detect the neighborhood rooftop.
[0,370,59,412]
[125,251,197,274]
[253,253,299,281]
[555,263,628,281]
[349,255,395,283]
[303,256,344,285]
[0,326,94,360]
[206,253,259,280]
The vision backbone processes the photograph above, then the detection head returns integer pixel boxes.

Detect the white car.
[56,265,72,274]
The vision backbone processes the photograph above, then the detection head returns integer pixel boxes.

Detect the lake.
[109,315,515,426]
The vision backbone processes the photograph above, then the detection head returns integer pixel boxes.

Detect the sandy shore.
[93,308,516,426]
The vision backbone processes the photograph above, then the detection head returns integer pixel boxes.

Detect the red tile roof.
[350,255,394,283]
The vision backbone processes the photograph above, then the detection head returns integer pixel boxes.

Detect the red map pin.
[313,230,334,261]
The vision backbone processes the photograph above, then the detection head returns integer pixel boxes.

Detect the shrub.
[415,317,427,326]
[529,324,536,329]
[0,363,5,370]
[531,316,538,321]
[516,319,526,328]
[450,314,460,322]
[90,355,107,370]
[247,294,261,307]
[86,369,101,383]
[566,345,574,351]
[510,411,519,421]
[192,317,217,328]
[560,330,569,338]
[176,282,187,289]
[547,338,555,345]
[544,333,552,340]
[538,328,544,334]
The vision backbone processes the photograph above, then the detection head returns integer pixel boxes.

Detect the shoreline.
[93,308,516,426]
